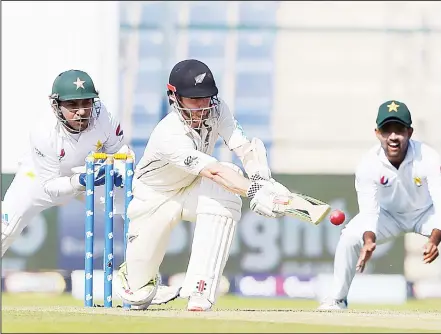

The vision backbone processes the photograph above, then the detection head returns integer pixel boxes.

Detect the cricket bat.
[273,192,331,225]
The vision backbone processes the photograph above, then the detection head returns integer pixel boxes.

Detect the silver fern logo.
[184,156,198,167]
[194,72,206,85]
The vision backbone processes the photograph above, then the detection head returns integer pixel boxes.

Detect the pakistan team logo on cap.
[73,77,86,90]
[387,101,399,112]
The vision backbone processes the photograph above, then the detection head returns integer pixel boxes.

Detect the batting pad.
[180,214,237,304]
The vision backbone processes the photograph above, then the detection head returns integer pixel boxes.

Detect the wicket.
[84,152,134,308]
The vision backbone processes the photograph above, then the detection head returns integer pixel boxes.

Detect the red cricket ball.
[329,209,346,226]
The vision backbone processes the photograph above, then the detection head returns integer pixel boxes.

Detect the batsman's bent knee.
[115,263,161,308]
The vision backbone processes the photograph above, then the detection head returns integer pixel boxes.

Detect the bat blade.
[274,193,331,225]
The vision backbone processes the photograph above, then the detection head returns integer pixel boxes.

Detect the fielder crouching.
[318,100,441,310]
[115,59,292,311]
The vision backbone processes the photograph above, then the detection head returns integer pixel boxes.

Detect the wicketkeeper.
[1,70,132,257]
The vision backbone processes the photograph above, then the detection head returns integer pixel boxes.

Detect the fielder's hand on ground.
[356,242,376,273]
[423,241,439,264]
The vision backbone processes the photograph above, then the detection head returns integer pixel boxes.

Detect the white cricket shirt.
[355,139,441,231]
[20,102,126,198]
[134,99,249,193]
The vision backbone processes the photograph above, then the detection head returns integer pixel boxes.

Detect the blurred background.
[2,1,441,305]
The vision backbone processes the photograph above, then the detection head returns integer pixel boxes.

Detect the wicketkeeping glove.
[78,160,106,187]
[75,159,123,188]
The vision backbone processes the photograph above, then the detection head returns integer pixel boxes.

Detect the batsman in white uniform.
[318,100,441,310]
[1,69,131,257]
[115,59,298,311]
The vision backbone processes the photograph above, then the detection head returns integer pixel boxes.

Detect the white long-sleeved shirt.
[21,102,125,198]
[355,139,441,233]
[134,99,250,193]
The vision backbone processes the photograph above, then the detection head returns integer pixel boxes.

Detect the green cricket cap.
[376,100,412,128]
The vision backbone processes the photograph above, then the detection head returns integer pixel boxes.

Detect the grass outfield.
[2,293,441,333]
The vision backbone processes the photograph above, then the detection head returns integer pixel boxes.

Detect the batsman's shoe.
[151,286,181,305]
[115,262,160,308]
[131,285,181,309]
[187,292,213,312]
[317,298,348,310]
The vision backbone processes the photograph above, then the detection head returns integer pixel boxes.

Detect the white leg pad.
[115,262,160,307]
[180,214,237,304]
[180,163,242,307]
[116,281,159,307]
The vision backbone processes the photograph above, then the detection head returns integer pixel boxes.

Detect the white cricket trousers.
[331,206,439,300]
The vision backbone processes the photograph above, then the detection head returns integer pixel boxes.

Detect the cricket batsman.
[318,100,441,310]
[1,69,132,257]
[115,59,330,311]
